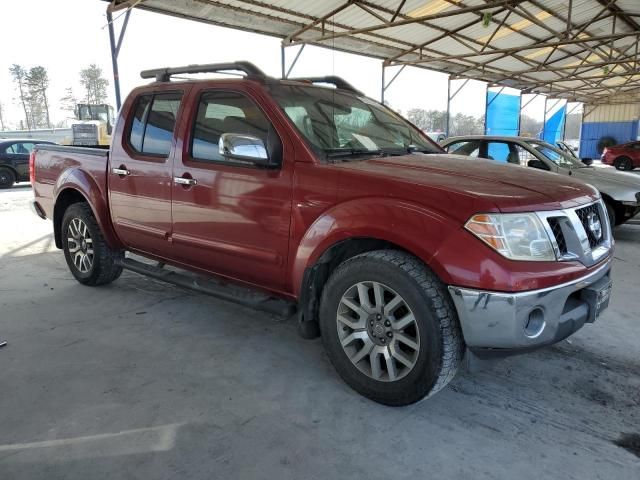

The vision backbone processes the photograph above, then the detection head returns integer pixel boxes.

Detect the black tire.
[319,250,463,406]
[62,202,123,286]
[0,168,15,189]
[605,201,616,229]
[614,156,633,171]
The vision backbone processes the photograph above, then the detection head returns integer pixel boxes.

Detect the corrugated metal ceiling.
[107,0,640,103]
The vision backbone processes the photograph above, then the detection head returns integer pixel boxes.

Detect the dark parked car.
[601,141,640,171]
[0,139,56,188]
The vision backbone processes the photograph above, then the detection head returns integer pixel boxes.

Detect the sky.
[0,0,548,130]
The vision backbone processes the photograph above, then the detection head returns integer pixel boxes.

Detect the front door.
[170,86,293,290]
[108,90,184,257]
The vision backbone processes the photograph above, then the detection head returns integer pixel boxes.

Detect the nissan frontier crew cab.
[30,62,614,406]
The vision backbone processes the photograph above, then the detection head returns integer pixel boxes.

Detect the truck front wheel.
[319,250,463,406]
[61,203,123,286]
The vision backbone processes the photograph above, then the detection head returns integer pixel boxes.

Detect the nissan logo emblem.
[587,212,602,240]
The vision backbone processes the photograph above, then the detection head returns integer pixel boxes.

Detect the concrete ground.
[1,184,639,480]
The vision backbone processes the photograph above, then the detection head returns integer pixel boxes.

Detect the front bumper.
[448,258,612,357]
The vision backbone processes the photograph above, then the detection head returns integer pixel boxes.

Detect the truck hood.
[335,154,598,220]
[570,166,640,203]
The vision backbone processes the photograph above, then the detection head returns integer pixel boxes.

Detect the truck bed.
[32,144,110,221]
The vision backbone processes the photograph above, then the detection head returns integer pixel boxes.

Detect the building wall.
[580,103,640,159]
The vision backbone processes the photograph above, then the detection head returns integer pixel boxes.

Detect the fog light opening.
[524,308,546,338]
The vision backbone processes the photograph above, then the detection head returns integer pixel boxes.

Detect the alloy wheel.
[67,218,94,273]
[336,281,420,382]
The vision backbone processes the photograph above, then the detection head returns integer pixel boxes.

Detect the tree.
[9,64,31,130]
[26,66,51,128]
[449,113,484,136]
[406,108,447,132]
[0,102,5,131]
[519,114,543,138]
[60,87,79,117]
[80,64,109,104]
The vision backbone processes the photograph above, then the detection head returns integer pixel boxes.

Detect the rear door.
[170,84,294,290]
[108,90,184,257]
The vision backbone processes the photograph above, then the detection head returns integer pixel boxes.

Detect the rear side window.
[129,95,151,151]
[485,141,520,164]
[446,140,480,157]
[128,92,182,156]
[191,91,270,162]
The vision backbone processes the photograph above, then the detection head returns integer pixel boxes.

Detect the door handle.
[112,167,130,176]
[174,176,197,186]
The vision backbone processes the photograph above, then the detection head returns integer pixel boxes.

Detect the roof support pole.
[542,96,548,140]
[446,76,451,137]
[106,6,131,111]
[381,64,406,104]
[381,64,386,104]
[285,44,306,79]
[280,44,285,79]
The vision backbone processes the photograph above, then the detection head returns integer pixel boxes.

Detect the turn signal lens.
[465,213,556,261]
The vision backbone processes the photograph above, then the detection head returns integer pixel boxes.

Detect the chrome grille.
[547,217,567,255]
[537,200,612,267]
[575,203,604,248]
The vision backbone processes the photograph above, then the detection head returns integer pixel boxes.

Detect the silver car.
[441,135,640,226]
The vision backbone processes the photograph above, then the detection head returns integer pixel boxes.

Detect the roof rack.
[289,76,362,95]
[140,61,266,82]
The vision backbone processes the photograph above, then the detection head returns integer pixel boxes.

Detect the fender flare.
[53,168,123,249]
[290,197,457,296]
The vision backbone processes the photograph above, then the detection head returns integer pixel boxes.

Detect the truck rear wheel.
[319,250,463,406]
[62,203,123,286]
[0,168,15,189]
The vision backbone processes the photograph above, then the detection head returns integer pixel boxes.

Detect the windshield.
[269,84,441,159]
[77,104,110,123]
[526,140,586,169]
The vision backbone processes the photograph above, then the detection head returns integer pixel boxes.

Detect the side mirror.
[528,159,550,171]
[219,133,271,166]
[581,158,593,166]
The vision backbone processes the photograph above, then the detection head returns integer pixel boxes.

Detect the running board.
[118,257,296,317]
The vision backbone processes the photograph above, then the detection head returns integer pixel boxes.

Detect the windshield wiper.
[325,148,382,160]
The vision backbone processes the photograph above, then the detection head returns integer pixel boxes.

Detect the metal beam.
[392,31,640,65]
[288,0,522,45]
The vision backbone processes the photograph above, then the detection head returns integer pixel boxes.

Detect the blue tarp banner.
[485,91,520,137]
[542,103,566,144]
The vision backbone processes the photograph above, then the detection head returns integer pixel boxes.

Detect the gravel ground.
[0,184,638,479]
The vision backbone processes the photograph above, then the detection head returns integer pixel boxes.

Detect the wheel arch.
[53,169,122,250]
[292,198,457,332]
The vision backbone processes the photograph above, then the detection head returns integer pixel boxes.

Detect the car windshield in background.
[269,84,441,159]
[526,140,586,169]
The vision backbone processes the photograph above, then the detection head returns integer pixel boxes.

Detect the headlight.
[465,213,555,261]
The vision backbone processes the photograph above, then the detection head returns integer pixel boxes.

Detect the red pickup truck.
[31,62,614,406]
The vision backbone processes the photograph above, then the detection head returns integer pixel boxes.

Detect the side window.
[191,91,271,162]
[127,93,182,156]
[516,146,537,166]
[143,94,182,155]
[485,141,519,164]
[446,140,480,157]
[129,95,152,152]
[17,142,35,154]
[4,144,17,154]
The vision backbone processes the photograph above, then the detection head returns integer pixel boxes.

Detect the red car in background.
[601,141,640,170]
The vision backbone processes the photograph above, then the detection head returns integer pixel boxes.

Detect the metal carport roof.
[105,0,640,103]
